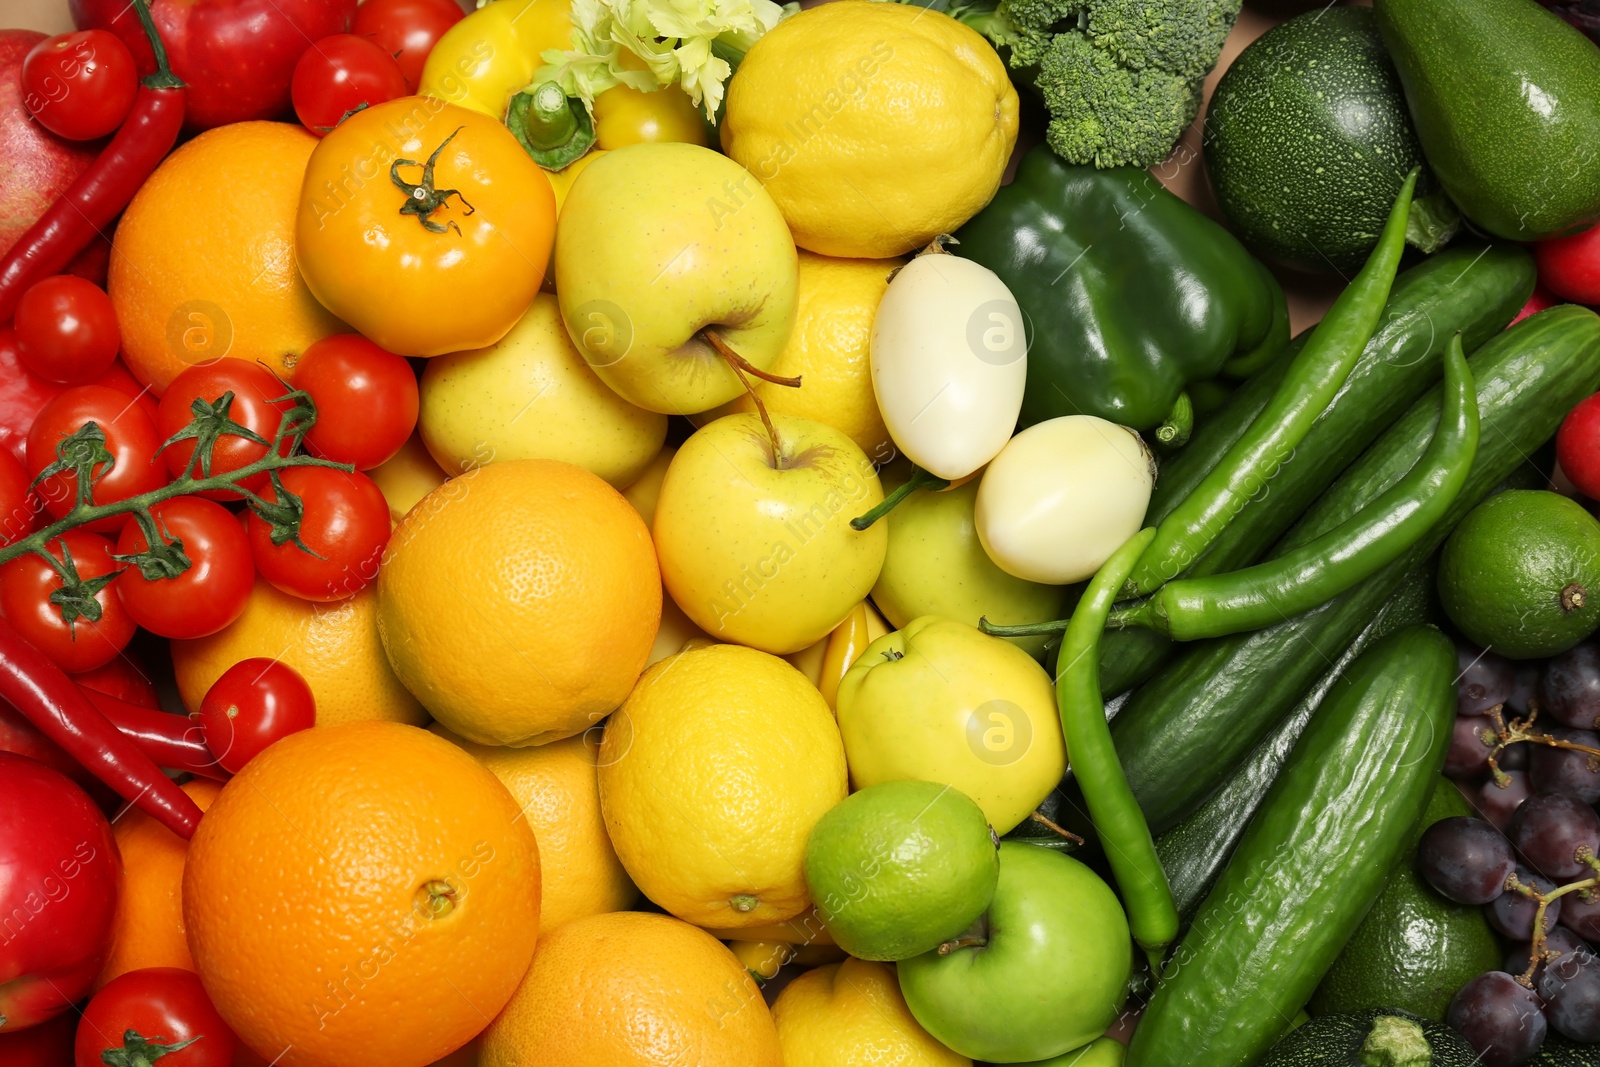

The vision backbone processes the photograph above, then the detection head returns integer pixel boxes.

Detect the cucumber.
[1114,304,1600,834]
[1102,244,1534,698]
[1153,559,1436,920]
[1126,625,1458,1067]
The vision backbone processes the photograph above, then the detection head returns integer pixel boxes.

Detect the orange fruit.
[172,578,425,727]
[109,121,345,393]
[96,778,221,987]
[479,911,782,1067]
[431,724,637,930]
[183,721,540,1067]
[377,460,661,746]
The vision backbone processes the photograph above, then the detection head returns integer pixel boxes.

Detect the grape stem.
[1484,705,1600,787]
[1507,856,1598,989]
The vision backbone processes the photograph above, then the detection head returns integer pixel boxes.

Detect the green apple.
[872,474,1068,659]
[1012,1037,1126,1066]
[897,842,1132,1063]
[652,412,887,655]
[835,616,1065,834]
[553,142,798,415]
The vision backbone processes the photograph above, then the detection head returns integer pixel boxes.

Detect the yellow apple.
[554,142,798,414]
[653,413,887,655]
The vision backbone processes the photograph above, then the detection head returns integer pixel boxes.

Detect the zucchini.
[1256,1009,1478,1067]
[1114,305,1600,834]
[1152,559,1436,919]
[1102,244,1534,698]
[1534,1034,1600,1066]
[1126,625,1457,1067]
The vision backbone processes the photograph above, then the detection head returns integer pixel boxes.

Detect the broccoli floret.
[1086,0,1241,81]
[1034,31,1202,168]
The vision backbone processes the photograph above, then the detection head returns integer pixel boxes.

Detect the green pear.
[871,475,1068,658]
[554,142,798,415]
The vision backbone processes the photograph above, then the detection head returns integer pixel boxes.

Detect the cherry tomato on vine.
[0,449,39,546]
[156,360,295,499]
[295,334,419,469]
[113,496,255,639]
[351,0,464,91]
[26,385,167,530]
[14,276,121,385]
[291,34,409,137]
[21,29,138,141]
[0,529,134,672]
[247,467,390,602]
[75,967,237,1067]
[197,658,316,772]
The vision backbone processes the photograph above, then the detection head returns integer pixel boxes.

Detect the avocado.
[1375,0,1600,239]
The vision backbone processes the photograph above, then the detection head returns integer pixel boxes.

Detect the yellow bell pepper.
[592,82,708,150]
[418,0,576,121]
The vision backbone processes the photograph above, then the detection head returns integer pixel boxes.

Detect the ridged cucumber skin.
[1205,7,1431,274]
[1127,626,1457,1067]
[1114,304,1600,834]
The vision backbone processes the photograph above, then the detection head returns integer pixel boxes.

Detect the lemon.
[771,957,970,1067]
[716,251,897,459]
[597,643,848,928]
[722,1,1018,258]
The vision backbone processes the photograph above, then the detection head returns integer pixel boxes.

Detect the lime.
[1438,489,1600,659]
[1311,779,1502,1020]
[802,780,998,962]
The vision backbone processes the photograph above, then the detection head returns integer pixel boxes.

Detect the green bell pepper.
[954,147,1290,434]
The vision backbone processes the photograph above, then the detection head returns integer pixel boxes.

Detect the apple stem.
[936,935,988,956]
[850,466,949,531]
[1027,810,1085,846]
[701,329,802,387]
[710,333,787,469]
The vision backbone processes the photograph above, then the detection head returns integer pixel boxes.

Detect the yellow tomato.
[593,83,708,150]
[296,97,556,358]
[418,0,575,121]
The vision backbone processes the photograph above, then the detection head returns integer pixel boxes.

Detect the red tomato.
[351,0,463,91]
[20,29,137,140]
[0,529,134,672]
[1509,284,1562,327]
[1536,222,1600,305]
[0,1001,76,1065]
[26,385,166,529]
[1558,392,1600,500]
[197,658,316,772]
[75,967,237,1067]
[0,446,40,545]
[246,467,390,601]
[156,360,294,498]
[15,275,121,385]
[0,754,121,1032]
[290,34,408,136]
[295,333,419,469]
[113,496,255,638]
[0,333,155,469]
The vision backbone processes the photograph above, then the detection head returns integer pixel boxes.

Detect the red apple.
[0,32,99,268]
[70,0,357,131]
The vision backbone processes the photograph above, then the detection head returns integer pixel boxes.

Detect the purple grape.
[1529,727,1600,803]
[1418,816,1518,904]
[1511,664,1542,715]
[1476,771,1534,831]
[1448,715,1498,778]
[1460,645,1517,716]
[1490,867,1565,940]
[1510,793,1600,880]
[1501,742,1530,771]
[1541,643,1600,730]
[1537,945,1600,1042]
[1504,926,1592,984]
[1447,971,1549,1065]
[1563,888,1600,942]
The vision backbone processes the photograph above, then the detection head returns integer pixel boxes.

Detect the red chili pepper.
[0,0,184,325]
[79,685,228,781]
[0,616,202,837]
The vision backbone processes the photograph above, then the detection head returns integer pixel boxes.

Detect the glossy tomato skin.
[69,0,356,131]
[75,967,237,1067]
[26,385,166,530]
[1559,392,1600,500]
[198,658,316,772]
[15,275,121,385]
[295,334,419,469]
[0,447,40,545]
[20,29,137,140]
[291,34,408,136]
[351,0,463,91]
[297,97,556,357]
[156,360,294,499]
[247,466,390,601]
[0,329,155,467]
[0,752,121,1032]
[114,496,254,638]
[0,529,135,672]
[1537,222,1600,305]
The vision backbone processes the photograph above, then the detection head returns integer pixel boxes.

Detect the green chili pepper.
[1124,169,1420,598]
[1111,334,1478,641]
[1057,526,1176,967]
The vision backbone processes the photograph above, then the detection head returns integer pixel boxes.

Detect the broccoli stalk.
[901,0,1242,169]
